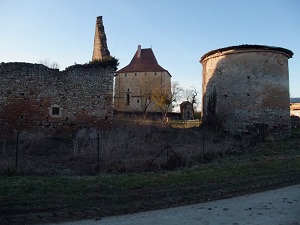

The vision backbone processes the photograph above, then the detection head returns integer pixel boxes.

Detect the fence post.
[97,132,100,175]
[15,131,19,172]
[202,127,205,162]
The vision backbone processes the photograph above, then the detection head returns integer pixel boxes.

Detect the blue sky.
[0,0,299,100]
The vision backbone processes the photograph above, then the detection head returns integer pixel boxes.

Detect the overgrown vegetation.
[0,123,266,175]
[0,128,299,224]
[65,56,119,71]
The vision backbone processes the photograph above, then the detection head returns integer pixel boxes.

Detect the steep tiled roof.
[117,47,171,76]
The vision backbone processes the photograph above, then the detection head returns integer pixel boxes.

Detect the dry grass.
[0,122,260,175]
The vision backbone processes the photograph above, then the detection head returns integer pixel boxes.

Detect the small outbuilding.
[180,101,194,120]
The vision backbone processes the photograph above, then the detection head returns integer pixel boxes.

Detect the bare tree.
[152,81,183,122]
[138,76,156,116]
[183,86,199,111]
[39,58,60,69]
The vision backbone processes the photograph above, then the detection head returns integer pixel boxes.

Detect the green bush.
[66,56,119,71]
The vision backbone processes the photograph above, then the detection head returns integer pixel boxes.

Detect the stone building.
[0,16,114,128]
[290,98,300,117]
[114,45,172,113]
[180,101,194,120]
[200,45,293,140]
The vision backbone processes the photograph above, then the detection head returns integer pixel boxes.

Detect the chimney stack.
[92,16,110,61]
[137,45,141,58]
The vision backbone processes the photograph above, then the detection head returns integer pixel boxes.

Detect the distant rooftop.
[200,44,294,62]
[117,45,171,76]
[291,98,300,103]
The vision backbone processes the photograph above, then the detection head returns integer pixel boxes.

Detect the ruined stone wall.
[92,16,110,61]
[0,62,114,128]
[201,46,293,140]
[114,71,171,112]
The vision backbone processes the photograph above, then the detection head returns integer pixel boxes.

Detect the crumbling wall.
[0,62,114,128]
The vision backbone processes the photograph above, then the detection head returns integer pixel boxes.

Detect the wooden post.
[15,131,19,172]
[97,132,100,175]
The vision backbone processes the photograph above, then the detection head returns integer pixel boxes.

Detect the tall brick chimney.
[92,16,110,61]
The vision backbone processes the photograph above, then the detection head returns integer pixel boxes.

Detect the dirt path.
[49,184,300,225]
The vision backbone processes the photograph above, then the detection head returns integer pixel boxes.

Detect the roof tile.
[117,48,170,76]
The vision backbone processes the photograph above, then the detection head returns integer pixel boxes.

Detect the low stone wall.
[114,110,181,121]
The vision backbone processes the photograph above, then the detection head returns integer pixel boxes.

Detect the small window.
[154,72,157,75]
[127,89,129,92]
[125,73,127,77]
[135,73,137,76]
[137,99,139,103]
[126,93,130,106]
[145,72,147,75]
[52,107,60,115]
[48,104,63,118]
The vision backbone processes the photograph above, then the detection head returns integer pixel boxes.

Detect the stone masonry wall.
[0,62,114,128]
[92,16,110,62]
[201,48,292,140]
[114,71,171,112]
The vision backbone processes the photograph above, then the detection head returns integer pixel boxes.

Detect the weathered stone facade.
[0,62,114,127]
[0,16,115,128]
[114,71,171,112]
[200,45,293,140]
[114,45,172,112]
[92,16,110,62]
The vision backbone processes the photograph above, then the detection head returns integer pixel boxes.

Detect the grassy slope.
[1,129,299,224]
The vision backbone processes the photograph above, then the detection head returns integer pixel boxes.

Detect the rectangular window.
[52,107,60,115]
[48,104,63,118]
[126,93,130,105]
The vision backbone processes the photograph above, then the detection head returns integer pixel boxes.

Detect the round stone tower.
[200,45,293,140]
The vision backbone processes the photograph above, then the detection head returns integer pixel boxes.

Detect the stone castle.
[0,16,295,140]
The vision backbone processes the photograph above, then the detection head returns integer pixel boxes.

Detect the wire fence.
[0,124,252,176]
